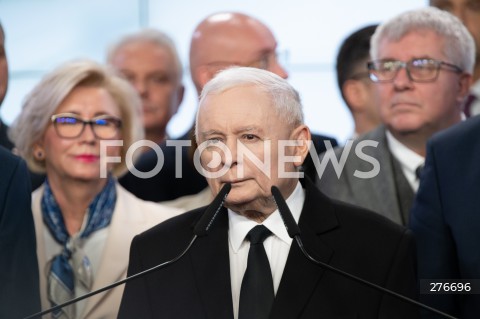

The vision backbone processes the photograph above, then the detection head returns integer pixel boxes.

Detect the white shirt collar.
[471,79,480,96]
[228,181,304,253]
[385,130,424,191]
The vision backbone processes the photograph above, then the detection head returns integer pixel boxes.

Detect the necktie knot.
[247,225,272,245]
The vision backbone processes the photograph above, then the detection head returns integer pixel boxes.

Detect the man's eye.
[243,134,258,141]
[150,74,170,84]
[206,138,222,144]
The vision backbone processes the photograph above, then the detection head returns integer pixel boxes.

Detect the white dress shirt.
[228,182,304,319]
[386,131,424,192]
[469,80,480,117]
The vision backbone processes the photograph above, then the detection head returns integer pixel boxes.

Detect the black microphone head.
[193,183,231,237]
[271,185,301,238]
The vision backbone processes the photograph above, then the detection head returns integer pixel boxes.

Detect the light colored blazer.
[32,182,183,319]
[161,187,213,211]
[315,125,414,225]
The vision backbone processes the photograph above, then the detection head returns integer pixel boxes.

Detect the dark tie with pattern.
[239,225,274,319]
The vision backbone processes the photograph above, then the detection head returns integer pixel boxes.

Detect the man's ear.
[343,79,368,113]
[290,124,311,168]
[456,73,473,104]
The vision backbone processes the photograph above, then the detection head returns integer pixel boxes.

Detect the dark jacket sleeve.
[0,152,41,318]
[410,141,459,318]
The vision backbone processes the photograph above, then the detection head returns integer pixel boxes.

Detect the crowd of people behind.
[1,1,480,318]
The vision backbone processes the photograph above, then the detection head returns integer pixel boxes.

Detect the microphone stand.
[271,185,458,319]
[24,236,197,319]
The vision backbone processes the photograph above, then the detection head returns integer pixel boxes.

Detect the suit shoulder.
[0,146,21,168]
[0,147,27,183]
[136,207,205,242]
[430,116,480,149]
[331,197,409,238]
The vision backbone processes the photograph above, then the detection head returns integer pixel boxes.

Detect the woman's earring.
[36,150,45,160]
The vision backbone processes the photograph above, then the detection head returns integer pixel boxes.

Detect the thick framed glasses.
[51,113,122,139]
[367,58,463,83]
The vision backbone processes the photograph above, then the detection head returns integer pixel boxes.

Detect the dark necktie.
[239,225,274,319]
[463,93,478,118]
[415,164,424,180]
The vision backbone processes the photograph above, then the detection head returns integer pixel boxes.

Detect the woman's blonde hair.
[10,59,144,177]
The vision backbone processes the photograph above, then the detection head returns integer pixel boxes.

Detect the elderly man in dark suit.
[118,67,419,319]
[410,115,480,319]
[316,7,474,226]
[0,146,40,318]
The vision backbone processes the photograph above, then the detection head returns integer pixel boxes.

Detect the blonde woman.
[10,59,183,319]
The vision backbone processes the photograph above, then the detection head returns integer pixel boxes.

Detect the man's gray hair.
[107,28,183,83]
[370,7,476,74]
[195,66,304,139]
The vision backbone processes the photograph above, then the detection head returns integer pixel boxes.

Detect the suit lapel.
[189,207,234,319]
[271,179,337,318]
[32,187,50,310]
[348,127,403,224]
[390,156,414,225]
[82,192,145,318]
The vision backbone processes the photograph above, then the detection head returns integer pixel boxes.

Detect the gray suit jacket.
[315,126,414,225]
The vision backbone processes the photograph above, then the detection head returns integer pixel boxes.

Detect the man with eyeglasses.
[316,7,474,227]
[119,12,337,206]
[430,0,480,117]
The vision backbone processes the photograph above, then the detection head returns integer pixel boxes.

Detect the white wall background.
[0,0,425,144]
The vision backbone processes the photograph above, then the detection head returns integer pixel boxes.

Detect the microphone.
[194,182,231,236]
[270,185,457,319]
[24,183,231,319]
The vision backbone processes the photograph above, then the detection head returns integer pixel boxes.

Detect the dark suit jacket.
[316,126,414,226]
[119,178,419,318]
[0,120,14,150]
[0,146,41,318]
[119,129,337,202]
[410,116,480,319]
[0,120,45,190]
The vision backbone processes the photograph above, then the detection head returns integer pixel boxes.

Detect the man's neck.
[387,130,428,157]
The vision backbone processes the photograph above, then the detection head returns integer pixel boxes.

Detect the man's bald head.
[189,12,288,95]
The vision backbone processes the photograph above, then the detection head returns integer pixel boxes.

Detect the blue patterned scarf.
[41,176,117,318]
